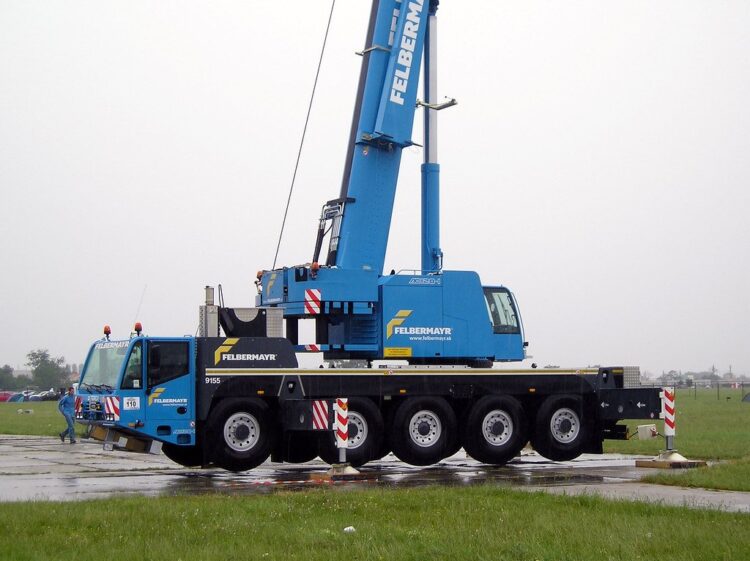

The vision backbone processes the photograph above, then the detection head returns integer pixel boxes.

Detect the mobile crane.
[75,0,662,471]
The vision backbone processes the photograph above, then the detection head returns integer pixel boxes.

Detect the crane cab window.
[121,341,143,389]
[483,288,520,334]
[148,342,190,388]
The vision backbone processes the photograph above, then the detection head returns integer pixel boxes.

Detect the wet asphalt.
[0,435,748,513]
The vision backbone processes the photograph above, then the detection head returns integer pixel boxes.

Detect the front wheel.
[463,395,527,465]
[530,395,590,462]
[208,398,276,472]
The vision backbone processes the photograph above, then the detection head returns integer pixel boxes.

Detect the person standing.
[58,387,76,444]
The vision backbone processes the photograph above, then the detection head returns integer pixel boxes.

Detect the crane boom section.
[335,0,429,273]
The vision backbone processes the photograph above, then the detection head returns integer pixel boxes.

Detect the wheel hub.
[234,424,250,441]
[224,412,260,452]
[409,410,442,448]
[550,407,580,444]
[482,410,513,446]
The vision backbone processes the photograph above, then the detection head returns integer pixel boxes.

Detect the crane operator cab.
[379,271,526,365]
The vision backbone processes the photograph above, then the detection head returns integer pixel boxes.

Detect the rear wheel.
[208,398,275,472]
[530,395,590,462]
[319,397,384,467]
[389,397,457,466]
[463,395,527,465]
[162,443,204,467]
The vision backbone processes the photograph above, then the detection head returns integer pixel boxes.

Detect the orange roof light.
[103,325,111,340]
[134,322,143,335]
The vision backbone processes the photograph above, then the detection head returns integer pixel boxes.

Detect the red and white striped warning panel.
[74,396,82,414]
[335,397,348,448]
[104,396,120,421]
[304,344,320,352]
[312,400,329,430]
[662,387,675,436]
[304,289,322,315]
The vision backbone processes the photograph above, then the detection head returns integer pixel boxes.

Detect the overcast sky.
[1,1,748,376]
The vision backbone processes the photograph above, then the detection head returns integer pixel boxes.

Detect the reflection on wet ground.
[0,435,644,500]
[1,436,749,512]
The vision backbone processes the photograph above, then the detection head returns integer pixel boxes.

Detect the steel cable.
[272,0,337,270]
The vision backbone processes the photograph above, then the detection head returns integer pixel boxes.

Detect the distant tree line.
[653,368,748,387]
[0,349,75,391]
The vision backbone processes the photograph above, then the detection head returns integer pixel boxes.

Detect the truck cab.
[76,337,196,447]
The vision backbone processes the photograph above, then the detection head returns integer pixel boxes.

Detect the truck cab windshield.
[80,340,131,390]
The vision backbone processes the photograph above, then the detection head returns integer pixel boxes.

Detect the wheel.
[207,398,276,472]
[281,432,319,463]
[530,395,590,462]
[162,442,204,467]
[389,397,458,466]
[318,397,384,467]
[462,395,527,465]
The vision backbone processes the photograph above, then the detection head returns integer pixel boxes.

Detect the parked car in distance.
[0,391,16,402]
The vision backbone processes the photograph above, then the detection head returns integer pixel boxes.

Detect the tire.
[389,397,458,466]
[462,395,527,465]
[162,442,204,467]
[281,432,319,463]
[530,395,590,462]
[208,398,276,472]
[318,397,384,467]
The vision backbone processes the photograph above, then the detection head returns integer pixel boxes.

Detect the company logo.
[222,353,278,361]
[386,309,453,339]
[386,310,412,338]
[214,338,277,364]
[389,0,425,106]
[95,341,129,350]
[148,387,188,407]
[265,272,278,294]
[214,338,239,365]
[148,387,164,406]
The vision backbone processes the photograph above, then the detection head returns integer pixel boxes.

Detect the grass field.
[0,401,63,437]
[643,457,750,493]
[0,487,747,561]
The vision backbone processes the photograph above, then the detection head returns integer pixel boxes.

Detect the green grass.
[0,487,747,561]
[642,457,750,493]
[0,401,63,437]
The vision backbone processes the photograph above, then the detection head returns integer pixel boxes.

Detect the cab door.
[484,287,526,361]
[144,338,196,445]
[118,340,147,426]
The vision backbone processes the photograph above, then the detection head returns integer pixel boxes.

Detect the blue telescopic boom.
[332,0,433,273]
